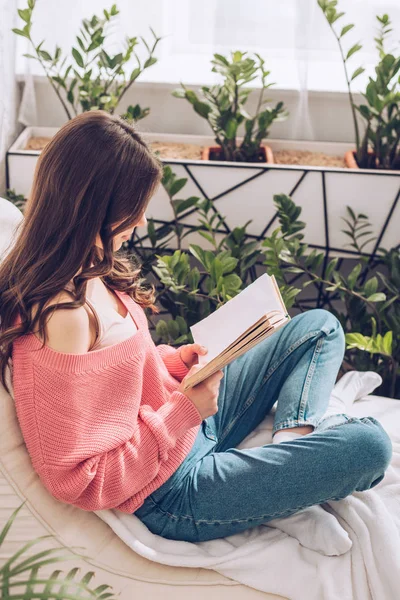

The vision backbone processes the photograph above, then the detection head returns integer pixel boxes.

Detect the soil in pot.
[25,137,53,151]
[149,141,204,160]
[274,150,345,168]
[24,136,345,168]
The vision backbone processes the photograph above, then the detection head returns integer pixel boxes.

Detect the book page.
[182,316,289,391]
[190,274,285,366]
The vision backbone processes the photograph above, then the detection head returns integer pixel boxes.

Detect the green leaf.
[220,256,238,274]
[39,49,52,61]
[18,8,31,23]
[382,331,393,356]
[72,47,84,68]
[169,178,187,198]
[363,276,378,297]
[210,258,224,282]
[346,206,356,221]
[147,219,156,246]
[173,196,199,214]
[144,56,157,69]
[351,66,365,81]
[347,263,362,289]
[167,319,181,340]
[225,118,238,140]
[189,244,206,267]
[345,332,373,352]
[285,267,304,273]
[12,28,30,39]
[325,257,339,280]
[130,67,141,82]
[366,292,386,302]
[198,230,215,245]
[187,266,200,291]
[156,320,169,340]
[52,75,66,88]
[223,273,242,296]
[346,43,362,61]
[340,24,354,37]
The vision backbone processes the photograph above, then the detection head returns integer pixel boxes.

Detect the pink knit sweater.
[11,290,203,513]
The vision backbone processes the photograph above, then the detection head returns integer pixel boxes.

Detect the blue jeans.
[134,309,392,542]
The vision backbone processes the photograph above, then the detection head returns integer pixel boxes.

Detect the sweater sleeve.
[156,344,190,382]
[43,389,203,512]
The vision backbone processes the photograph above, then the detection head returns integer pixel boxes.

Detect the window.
[15,0,400,93]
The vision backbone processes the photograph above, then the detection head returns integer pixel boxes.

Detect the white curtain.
[0,0,20,195]
[13,0,400,138]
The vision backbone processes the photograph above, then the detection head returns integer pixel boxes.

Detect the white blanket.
[95,372,400,600]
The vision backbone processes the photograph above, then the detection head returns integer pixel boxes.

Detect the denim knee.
[337,417,393,492]
[326,417,393,499]
[357,417,393,474]
[295,309,345,350]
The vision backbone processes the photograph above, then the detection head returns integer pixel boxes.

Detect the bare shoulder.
[31,290,93,354]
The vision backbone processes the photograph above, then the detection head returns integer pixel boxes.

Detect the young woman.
[0,110,392,556]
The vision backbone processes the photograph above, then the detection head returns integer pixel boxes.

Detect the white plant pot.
[7,127,400,258]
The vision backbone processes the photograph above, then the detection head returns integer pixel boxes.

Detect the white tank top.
[64,281,138,351]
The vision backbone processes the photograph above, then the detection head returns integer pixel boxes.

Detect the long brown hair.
[0,110,163,394]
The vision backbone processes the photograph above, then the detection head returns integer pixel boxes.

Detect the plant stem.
[329,26,360,155]
[255,83,265,120]
[389,356,398,398]
[30,37,72,120]
[170,199,181,251]
[299,264,382,332]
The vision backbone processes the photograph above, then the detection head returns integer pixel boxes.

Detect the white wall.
[18,75,365,145]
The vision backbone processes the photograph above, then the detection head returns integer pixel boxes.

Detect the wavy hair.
[0,110,163,394]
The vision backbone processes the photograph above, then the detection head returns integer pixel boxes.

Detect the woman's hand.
[179,343,208,369]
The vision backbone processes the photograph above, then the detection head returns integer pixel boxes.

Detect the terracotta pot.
[344,150,359,169]
[201,144,274,164]
[344,149,377,169]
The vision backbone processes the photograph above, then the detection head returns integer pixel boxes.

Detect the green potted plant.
[12,1,162,122]
[318,1,400,170]
[7,1,162,196]
[172,51,288,163]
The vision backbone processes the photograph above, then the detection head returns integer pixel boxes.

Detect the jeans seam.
[214,328,325,450]
[145,493,349,525]
[298,334,324,421]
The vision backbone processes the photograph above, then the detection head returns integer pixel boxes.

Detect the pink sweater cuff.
[156,344,190,382]
[139,390,203,461]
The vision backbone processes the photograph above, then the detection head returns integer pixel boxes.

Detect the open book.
[181,273,290,392]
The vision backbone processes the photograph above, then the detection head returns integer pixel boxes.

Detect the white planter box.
[7,127,400,258]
